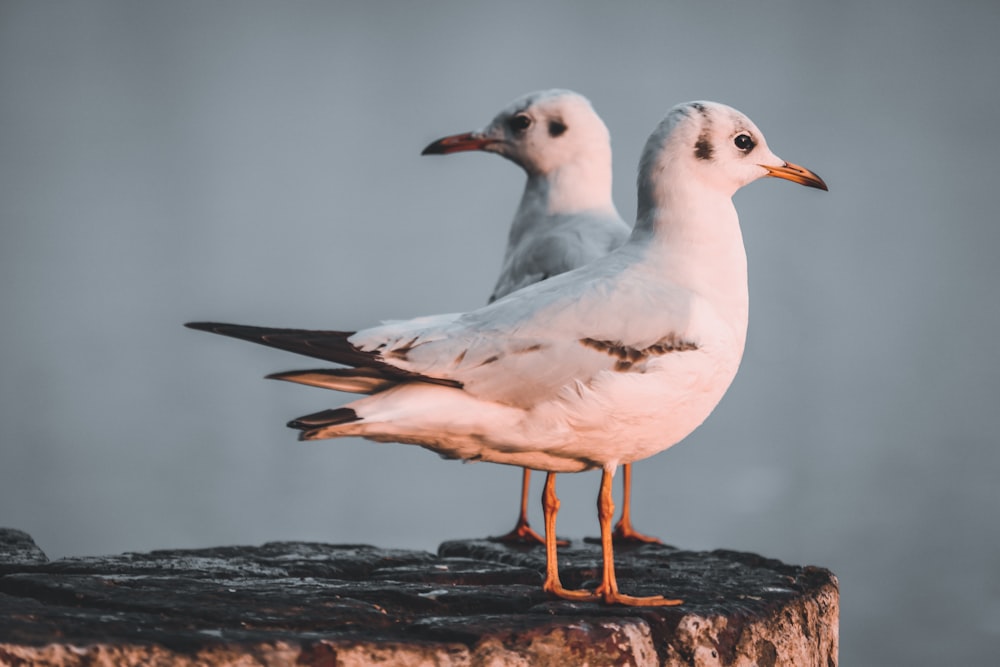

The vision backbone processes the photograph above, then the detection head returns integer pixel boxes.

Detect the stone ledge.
[0,528,838,666]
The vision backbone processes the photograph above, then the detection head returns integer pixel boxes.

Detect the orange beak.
[760,161,828,191]
[421,131,496,155]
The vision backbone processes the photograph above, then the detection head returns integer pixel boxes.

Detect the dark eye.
[509,114,532,132]
[734,133,755,151]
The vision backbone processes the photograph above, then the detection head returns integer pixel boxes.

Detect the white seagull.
[421,89,658,545]
[188,101,827,606]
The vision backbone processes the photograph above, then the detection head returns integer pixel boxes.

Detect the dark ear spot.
[694,133,714,161]
[548,120,567,137]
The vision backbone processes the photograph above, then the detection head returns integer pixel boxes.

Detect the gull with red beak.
[423,90,661,545]
[188,101,826,606]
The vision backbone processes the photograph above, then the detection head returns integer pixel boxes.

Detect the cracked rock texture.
[0,527,837,666]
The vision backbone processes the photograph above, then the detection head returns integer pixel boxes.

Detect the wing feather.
[185,322,461,388]
[187,245,704,408]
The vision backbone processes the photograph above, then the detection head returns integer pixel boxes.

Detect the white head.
[636,101,826,219]
[422,89,612,177]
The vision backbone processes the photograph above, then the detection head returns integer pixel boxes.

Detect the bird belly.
[326,342,740,473]
[523,347,742,467]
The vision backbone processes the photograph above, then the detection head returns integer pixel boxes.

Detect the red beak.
[421,131,496,155]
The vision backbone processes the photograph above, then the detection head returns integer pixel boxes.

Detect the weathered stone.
[0,527,838,666]
[0,528,48,572]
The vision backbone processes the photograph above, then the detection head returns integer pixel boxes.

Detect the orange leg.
[541,472,597,601]
[491,468,568,546]
[490,468,546,544]
[612,463,663,544]
[596,467,682,607]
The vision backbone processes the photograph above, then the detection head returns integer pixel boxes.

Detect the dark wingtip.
[185,321,224,332]
[287,407,359,431]
[298,421,350,441]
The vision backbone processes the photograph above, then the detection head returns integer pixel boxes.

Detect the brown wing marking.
[580,333,698,371]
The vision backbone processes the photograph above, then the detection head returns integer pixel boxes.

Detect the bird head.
[638,101,827,206]
[422,89,612,177]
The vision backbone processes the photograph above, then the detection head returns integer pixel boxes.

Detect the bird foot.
[612,521,663,545]
[543,581,600,601]
[490,522,569,547]
[591,581,682,606]
[602,591,684,607]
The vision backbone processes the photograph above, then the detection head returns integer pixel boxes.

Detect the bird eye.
[509,114,532,132]
[734,134,755,151]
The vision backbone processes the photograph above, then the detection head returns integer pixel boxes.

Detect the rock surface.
[0,527,838,666]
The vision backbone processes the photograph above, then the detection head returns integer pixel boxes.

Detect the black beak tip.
[421,139,446,156]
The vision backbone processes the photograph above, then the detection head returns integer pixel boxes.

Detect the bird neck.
[631,175,749,329]
[509,159,617,242]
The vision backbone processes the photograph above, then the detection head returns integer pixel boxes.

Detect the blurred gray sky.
[1,1,998,664]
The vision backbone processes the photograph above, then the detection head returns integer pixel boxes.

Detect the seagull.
[187,101,827,606]
[421,89,658,545]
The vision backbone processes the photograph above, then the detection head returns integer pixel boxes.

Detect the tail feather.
[266,368,397,394]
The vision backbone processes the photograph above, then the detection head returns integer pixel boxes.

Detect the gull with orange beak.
[188,101,826,606]
[423,90,662,545]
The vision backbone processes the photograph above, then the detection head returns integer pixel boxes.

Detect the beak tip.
[805,173,829,192]
[420,141,445,156]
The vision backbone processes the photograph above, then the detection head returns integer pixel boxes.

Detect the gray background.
[1,1,997,664]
